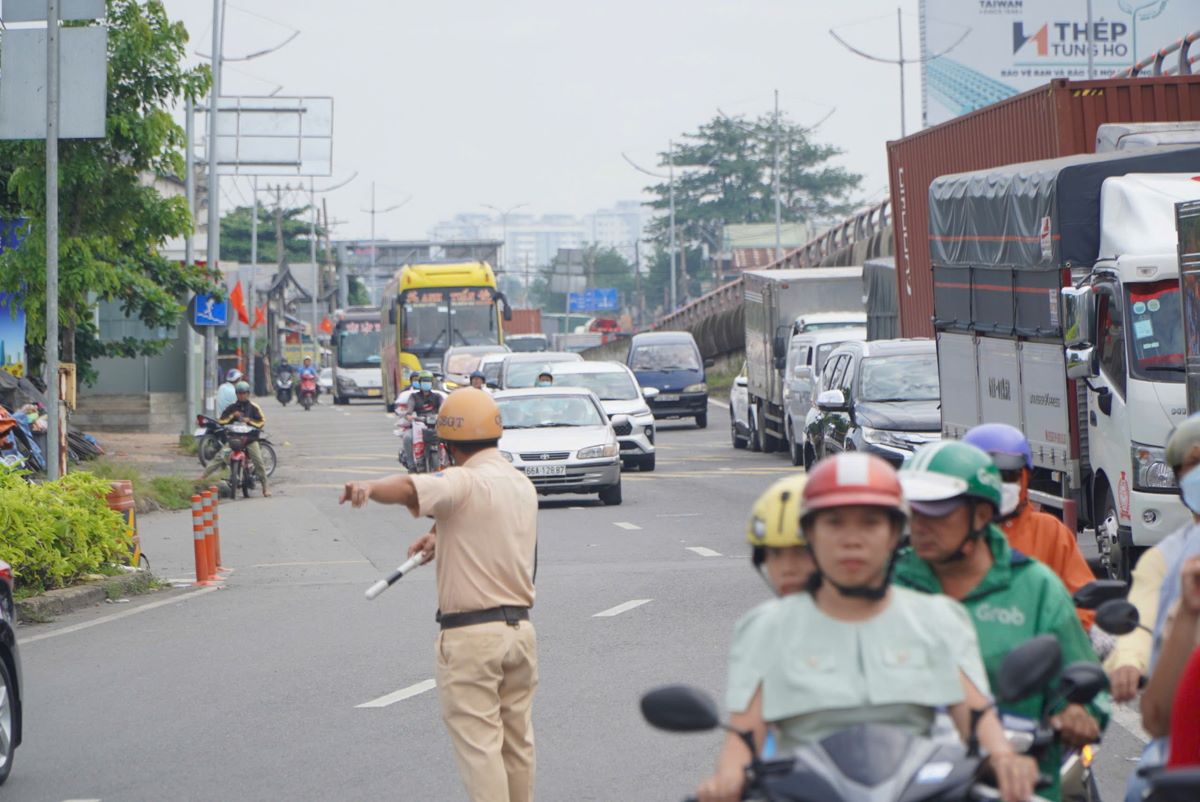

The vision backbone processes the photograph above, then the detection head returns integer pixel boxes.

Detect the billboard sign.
[567,288,619,313]
[920,0,1192,126]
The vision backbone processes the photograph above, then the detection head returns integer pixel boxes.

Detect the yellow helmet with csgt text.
[747,474,808,553]
[437,387,503,444]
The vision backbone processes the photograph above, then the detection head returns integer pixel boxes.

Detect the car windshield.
[859,353,940,401]
[497,395,606,428]
[631,344,700,371]
[505,359,576,388]
[482,361,502,383]
[552,370,638,400]
[445,353,483,375]
[1127,280,1184,383]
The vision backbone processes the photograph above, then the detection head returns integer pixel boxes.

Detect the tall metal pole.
[668,139,677,312]
[897,7,907,138]
[369,180,376,278]
[45,0,61,479]
[184,97,196,432]
[204,0,223,415]
[248,175,258,392]
[773,88,782,262]
[310,177,320,365]
[1086,0,1095,79]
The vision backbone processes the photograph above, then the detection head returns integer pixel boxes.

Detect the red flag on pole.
[229,281,250,325]
[251,305,266,329]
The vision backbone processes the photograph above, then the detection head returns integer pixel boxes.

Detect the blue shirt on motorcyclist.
[297,362,318,380]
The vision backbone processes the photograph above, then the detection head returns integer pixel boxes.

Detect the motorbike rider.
[697,452,1036,802]
[216,368,242,416]
[893,440,1107,802]
[340,388,539,802]
[201,381,270,497]
[297,355,319,403]
[746,473,814,597]
[402,370,444,466]
[469,370,487,391]
[962,423,1097,633]
[534,371,553,388]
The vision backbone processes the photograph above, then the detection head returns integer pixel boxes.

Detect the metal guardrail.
[1119,30,1199,77]
[650,198,891,334]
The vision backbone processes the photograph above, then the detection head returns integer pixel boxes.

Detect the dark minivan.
[627,332,712,428]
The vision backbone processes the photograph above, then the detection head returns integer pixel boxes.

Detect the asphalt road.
[11,396,1146,801]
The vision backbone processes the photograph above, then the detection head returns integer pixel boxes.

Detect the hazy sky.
[163,1,925,242]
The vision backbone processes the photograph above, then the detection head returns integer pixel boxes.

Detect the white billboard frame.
[201,95,333,177]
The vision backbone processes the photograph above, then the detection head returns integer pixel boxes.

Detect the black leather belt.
[436,605,530,630]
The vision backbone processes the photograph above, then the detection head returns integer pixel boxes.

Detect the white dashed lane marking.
[356,678,437,709]
[593,599,653,618]
[686,546,722,557]
[613,522,642,530]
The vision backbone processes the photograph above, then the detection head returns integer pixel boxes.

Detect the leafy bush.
[0,466,129,595]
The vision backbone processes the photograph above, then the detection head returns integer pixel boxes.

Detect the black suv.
[805,338,941,468]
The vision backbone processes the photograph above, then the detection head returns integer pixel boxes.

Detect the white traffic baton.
[364,553,426,600]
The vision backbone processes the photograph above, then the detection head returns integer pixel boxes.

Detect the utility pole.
[45,0,61,478]
[310,177,320,365]
[668,139,677,312]
[322,198,336,310]
[363,182,410,305]
[897,8,906,137]
[274,185,284,367]
[184,96,197,432]
[773,89,783,261]
[203,0,223,416]
[249,175,258,393]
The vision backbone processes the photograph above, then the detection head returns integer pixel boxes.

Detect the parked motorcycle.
[299,373,318,411]
[641,634,1106,802]
[275,370,294,406]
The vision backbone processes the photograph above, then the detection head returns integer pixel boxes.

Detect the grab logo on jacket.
[975,603,1026,627]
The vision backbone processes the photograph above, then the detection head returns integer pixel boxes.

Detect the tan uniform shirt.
[410,449,538,615]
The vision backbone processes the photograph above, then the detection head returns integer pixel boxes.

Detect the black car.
[0,559,22,785]
[805,338,941,468]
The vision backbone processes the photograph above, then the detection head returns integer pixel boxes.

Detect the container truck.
[742,267,864,452]
[888,74,1200,338]
[927,145,1200,580]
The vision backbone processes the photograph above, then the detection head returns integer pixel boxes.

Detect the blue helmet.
[963,423,1032,471]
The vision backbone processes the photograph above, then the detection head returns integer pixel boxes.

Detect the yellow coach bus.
[379,261,512,410]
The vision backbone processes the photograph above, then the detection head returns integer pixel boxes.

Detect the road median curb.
[17,570,162,623]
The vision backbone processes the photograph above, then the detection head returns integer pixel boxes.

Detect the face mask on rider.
[1179,465,1200,514]
[999,482,1021,518]
[535,380,551,388]
[419,381,432,391]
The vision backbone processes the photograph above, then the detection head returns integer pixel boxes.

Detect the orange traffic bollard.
[201,490,218,581]
[191,494,210,585]
[208,485,224,571]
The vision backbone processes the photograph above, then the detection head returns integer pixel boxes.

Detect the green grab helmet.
[234,381,251,393]
[899,440,1002,512]
[417,370,434,381]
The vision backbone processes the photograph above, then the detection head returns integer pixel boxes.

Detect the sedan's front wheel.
[599,480,622,506]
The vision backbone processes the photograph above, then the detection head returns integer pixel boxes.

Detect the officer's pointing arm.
[341,475,420,516]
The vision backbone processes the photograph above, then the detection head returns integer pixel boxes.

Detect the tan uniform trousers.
[436,620,538,802]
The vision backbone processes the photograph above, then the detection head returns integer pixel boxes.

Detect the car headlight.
[500,450,514,463]
[1132,442,1176,490]
[578,443,619,459]
[861,426,911,451]
[684,383,707,393]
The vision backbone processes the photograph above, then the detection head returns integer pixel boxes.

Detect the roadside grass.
[178,433,198,456]
[81,459,205,512]
[705,360,741,397]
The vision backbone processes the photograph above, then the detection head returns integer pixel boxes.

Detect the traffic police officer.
[341,387,539,802]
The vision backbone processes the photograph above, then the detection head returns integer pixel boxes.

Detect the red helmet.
[802,453,906,520]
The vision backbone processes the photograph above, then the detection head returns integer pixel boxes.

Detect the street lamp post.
[362,181,410,305]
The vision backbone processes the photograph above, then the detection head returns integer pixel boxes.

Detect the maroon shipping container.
[888,75,1200,338]
[506,308,543,335]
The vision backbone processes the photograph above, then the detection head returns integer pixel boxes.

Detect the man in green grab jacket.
[893,440,1108,802]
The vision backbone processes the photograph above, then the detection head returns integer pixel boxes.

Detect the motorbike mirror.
[1072,579,1129,610]
[1056,662,1109,706]
[1148,767,1200,802]
[640,685,721,733]
[1095,599,1143,636]
[996,634,1062,704]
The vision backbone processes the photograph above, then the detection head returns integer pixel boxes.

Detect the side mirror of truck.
[1061,287,1095,348]
[772,326,789,360]
[734,375,748,388]
[774,356,786,371]
[1066,345,1098,381]
[816,389,849,412]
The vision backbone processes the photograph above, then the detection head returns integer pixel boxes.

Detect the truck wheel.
[750,411,763,453]
[758,402,780,453]
[1096,485,1135,582]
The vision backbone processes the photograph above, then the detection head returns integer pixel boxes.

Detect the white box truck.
[928,146,1200,579]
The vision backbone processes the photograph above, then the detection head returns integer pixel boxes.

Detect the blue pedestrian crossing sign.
[193,294,228,327]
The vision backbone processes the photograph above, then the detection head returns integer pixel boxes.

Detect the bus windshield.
[336,320,382,368]
[402,287,500,359]
[1127,280,1184,383]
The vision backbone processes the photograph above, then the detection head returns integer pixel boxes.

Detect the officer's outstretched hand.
[340,481,372,508]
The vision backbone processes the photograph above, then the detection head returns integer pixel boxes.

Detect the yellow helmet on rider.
[746,474,808,568]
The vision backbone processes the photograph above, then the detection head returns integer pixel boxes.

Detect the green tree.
[0,0,213,381]
[347,276,371,307]
[219,204,322,265]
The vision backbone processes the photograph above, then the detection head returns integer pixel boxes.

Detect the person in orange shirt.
[964,423,1096,631]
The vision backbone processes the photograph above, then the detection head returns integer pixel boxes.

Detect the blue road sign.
[568,289,619,314]
[193,294,228,327]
